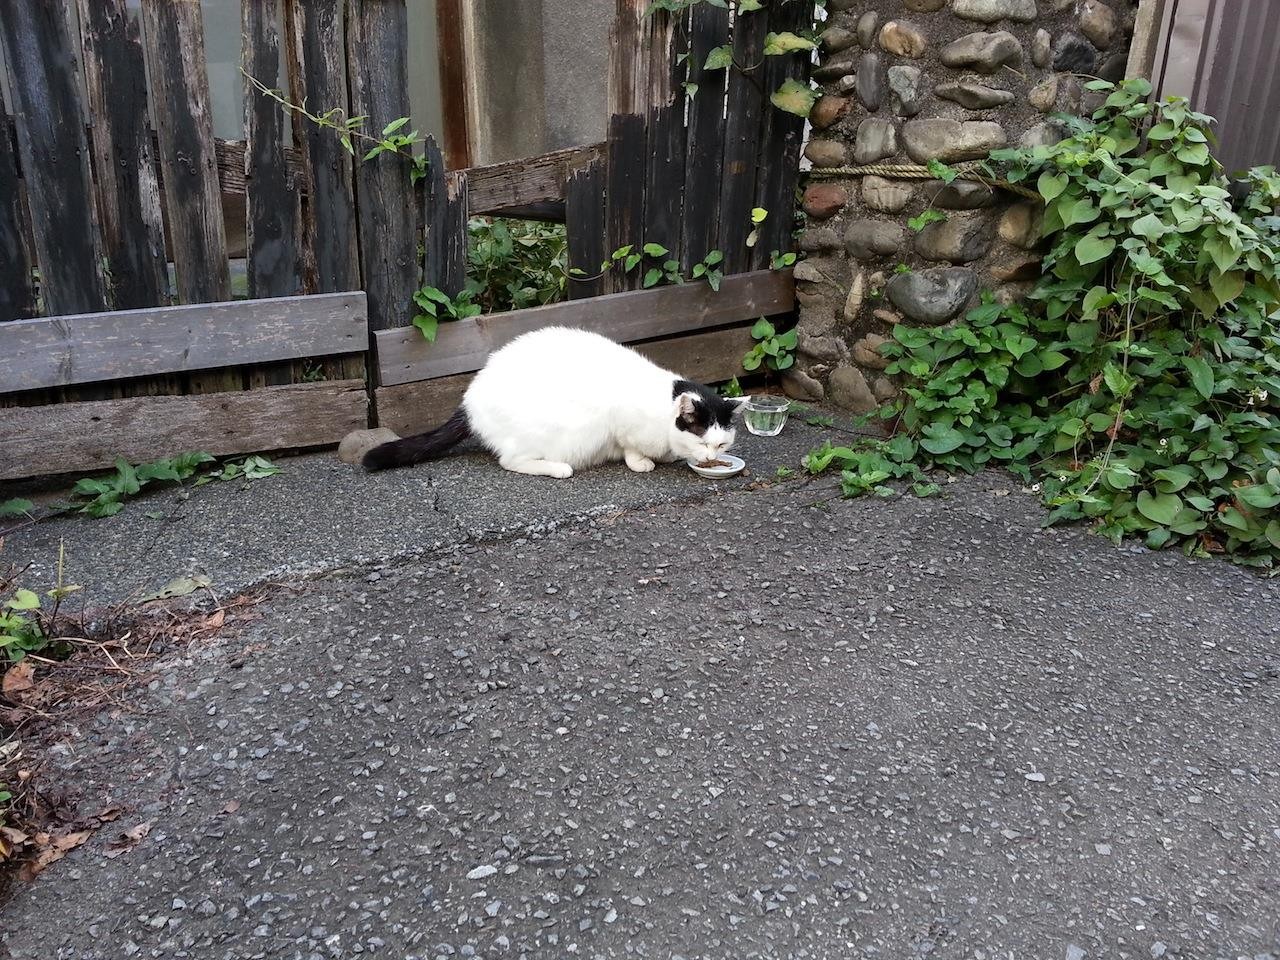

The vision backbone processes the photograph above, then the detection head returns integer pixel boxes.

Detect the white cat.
[363,326,746,477]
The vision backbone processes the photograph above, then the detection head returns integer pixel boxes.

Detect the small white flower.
[1159,438,1169,447]
[1031,483,1042,493]
[1059,475,1068,482]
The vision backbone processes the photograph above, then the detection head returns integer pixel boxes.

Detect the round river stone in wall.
[886,267,979,324]
[879,20,928,58]
[924,179,996,209]
[1052,32,1097,73]
[902,119,1007,163]
[935,81,1016,110]
[853,118,898,164]
[1032,28,1052,68]
[940,31,1023,73]
[827,365,879,413]
[914,212,995,264]
[802,183,849,220]
[798,227,842,252]
[845,220,904,260]
[810,95,851,130]
[952,0,1039,23]
[857,12,880,49]
[862,175,914,213]
[820,26,858,55]
[1079,0,1117,48]
[888,65,924,117]
[857,53,887,111]
[804,139,848,168]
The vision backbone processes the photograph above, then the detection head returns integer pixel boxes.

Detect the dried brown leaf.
[20,828,94,879]
[221,799,240,815]
[103,819,153,859]
[2,661,36,699]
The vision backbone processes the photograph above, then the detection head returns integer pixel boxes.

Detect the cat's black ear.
[728,396,749,417]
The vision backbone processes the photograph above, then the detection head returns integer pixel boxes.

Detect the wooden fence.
[0,0,810,482]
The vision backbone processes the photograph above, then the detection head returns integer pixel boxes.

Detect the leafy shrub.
[808,79,1280,570]
[743,317,797,374]
[465,218,568,313]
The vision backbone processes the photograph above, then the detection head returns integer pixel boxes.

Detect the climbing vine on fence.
[807,79,1280,571]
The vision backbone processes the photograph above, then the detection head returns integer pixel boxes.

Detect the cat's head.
[668,380,746,463]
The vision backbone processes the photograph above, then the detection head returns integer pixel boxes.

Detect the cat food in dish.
[687,454,746,478]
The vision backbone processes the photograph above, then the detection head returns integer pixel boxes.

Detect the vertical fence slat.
[679,3,728,273]
[140,0,230,305]
[0,0,107,316]
[243,0,302,389]
[718,4,769,275]
[642,9,687,263]
[244,0,301,301]
[566,159,607,300]
[752,0,814,270]
[286,0,359,295]
[422,137,467,298]
[77,0,167,311]
[347,0,416,331]
[0,93,34,321]
[605,0,650,293]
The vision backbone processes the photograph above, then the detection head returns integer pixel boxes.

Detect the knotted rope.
[806,162,1042,202]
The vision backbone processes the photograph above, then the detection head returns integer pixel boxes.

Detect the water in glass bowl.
[743,396,790,437]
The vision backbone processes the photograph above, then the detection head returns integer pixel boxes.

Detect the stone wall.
[787,0,1138,411]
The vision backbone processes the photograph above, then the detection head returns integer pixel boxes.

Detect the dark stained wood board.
[76,0,167,310]
[0,292,368,394]
[0,380,368,481]
[0,0,108,315]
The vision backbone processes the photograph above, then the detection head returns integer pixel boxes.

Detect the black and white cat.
[363,326,746,477]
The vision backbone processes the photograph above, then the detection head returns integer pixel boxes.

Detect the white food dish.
[686,454,746,478]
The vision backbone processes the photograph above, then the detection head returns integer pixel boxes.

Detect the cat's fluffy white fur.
[462,327,742,478]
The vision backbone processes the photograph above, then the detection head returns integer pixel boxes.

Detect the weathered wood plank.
[422,137,469,298]
[643,10,687,260]
[680,3,729,273]
[243,0,302,300]
[140,0,230,304]
[604,113,648,293]
[0,92,35,321]
[718,4,770,275]
[0,293,369,394]
[565,159,607,300]
[77,0,167,310]
[285,0,359,295]
[607,0,650,118]
[374,325,753,436]
[435,0,473,170]
[0,380,369,481]
[347,0,417,331]
[375,268,793,385]
[206,135,604,213]
[0,0,107,315]
[752,0,814,269]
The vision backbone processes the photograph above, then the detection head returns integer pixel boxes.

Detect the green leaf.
[737,0,763,10]
[750,207,768,224]
[643,267,662,288]
[763,31,816,55]
[770,79,818,118]
[1074,233,1116,265]
[920,424,965,455]
[907,209,948,232]
[1038,172,1069,201]
[642,242,669,257]
[927,159,958,184]
[704,44,733,70]
[0,498,34,519]
[1209,270,1245,306]
[1136,490,1183,526]
[5,589,39,611]
[750,317,776,340]
[1238,485,1280,509]
[412,313,439,342]
[1182,355,1214,400]
[381,117,410,136]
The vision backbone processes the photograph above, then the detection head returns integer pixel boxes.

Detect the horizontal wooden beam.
[0,380,368,480]
[374,324,755,436]
[211,137,603,214]
[0,292,367,394]
[375,269,793,386]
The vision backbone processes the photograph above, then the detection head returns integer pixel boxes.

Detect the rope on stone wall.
[806,163,1043,202]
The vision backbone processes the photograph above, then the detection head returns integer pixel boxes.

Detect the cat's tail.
[361,408,471,471]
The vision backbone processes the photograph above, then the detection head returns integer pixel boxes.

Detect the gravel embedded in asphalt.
[1,459,1279,959]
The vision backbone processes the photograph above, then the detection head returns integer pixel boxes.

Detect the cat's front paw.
[625,452,656,473]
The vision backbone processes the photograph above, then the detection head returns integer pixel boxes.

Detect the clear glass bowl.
[743,396,790,437]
